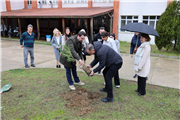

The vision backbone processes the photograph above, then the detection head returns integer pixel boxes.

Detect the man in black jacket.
[93,27,105,43]
[86,41,123,103]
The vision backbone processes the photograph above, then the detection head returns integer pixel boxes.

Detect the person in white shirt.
[51,28,62,68]
[100,31,120,88]
[62,27,71,47]
[109,33,120,55]
[80,29,89,64]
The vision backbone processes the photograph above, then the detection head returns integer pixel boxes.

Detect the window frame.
[93,0,108,3]
[27,0,32,5]
[63,0,74,4]
[120,16,139,32]
[143,16,160,29]
[41,0,48,5]
[77,0,88,3]
[51,0,58,4]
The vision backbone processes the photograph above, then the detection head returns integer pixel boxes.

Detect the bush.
[155,1,180,52]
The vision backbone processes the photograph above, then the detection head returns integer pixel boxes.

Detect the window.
[41,0,47,4]
[51,0,58,4]
[27,0,32,5]
[120,16,138,31]
[64,0,74,3]
[93,0,107,2]
[77,0,88,3]
[143,16,160,29]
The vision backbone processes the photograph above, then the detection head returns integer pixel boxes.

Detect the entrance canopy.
[1,7,113,18]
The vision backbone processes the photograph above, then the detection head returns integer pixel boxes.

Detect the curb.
[2,38,180,59]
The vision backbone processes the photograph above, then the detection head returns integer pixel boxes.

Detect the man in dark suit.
[86,41,123,103]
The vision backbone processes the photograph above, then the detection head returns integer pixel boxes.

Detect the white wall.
[10,0,24,11]
[1,0,7,12]
[37,0,88,8]
[93,2,113,7]
[118,0,168,44]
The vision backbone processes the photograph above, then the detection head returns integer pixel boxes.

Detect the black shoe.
[100,88,107,92]
[25,65,29,68]
[135,89,138,92]
[133,74,138,78]
[138,93,145,96]
[31,64,35,67]
[56,65,58,68]
[59,65,61,68]
[101,97,114,103]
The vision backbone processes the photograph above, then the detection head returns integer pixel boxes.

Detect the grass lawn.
[1,68,179,120]
[120,41,180,57]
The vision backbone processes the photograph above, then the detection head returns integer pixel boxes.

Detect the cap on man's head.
[27,24,33,28]
[99,27,105,30]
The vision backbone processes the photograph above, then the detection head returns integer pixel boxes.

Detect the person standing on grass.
[20,24,35,68]
[130,32,141,78]
[86,42,123,102]
[109,33,121,55]
[80,29,89,65]
[93,27,105,74]
[101,31,120,88]
[134,33,151,96]
[51,28,62,68]
[60,31,86,90]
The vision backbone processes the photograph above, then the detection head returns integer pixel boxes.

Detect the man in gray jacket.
[86,41,123,102]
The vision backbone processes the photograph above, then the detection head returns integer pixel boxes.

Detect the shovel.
[0,84,11,93]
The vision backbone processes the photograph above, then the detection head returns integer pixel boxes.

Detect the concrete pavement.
[1,40,180,89]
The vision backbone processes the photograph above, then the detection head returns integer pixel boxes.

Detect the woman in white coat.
[134,33,151,96]
[51,28,62,68]
[100,31,120,88]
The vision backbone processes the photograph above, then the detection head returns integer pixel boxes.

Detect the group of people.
[20,24,151,103]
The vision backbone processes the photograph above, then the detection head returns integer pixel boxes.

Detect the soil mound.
[61,87,101,116]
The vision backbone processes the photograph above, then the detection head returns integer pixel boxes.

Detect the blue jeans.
[64,65,80,85]
[24,47,34,66]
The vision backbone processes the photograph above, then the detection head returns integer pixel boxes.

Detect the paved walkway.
[1,40,180,89]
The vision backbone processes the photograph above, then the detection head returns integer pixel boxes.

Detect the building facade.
[1,0,172,44]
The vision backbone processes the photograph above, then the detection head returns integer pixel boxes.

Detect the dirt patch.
[77,107,95,116]
[61,87,101,116]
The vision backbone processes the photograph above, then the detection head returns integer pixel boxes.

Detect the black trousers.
[114,71,120,85]
[103,62,123,98]
[83,55,86,61]
[137,76,146,95]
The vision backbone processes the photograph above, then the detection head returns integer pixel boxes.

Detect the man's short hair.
[86,44,94,51]
[78,31,86,37]
[99,27,105,30]
[27,24,33,28]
